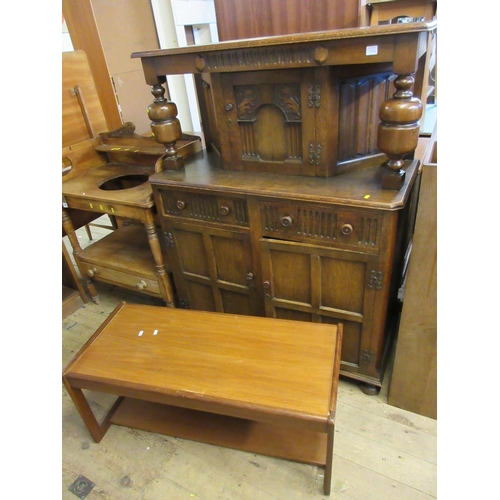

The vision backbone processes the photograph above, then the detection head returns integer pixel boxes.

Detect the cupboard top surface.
[132,21,436,59]
[149,150,418,210]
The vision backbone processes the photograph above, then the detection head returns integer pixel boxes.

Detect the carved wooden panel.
[338,73,393,162]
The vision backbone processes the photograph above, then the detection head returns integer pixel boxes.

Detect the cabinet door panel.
[186,281,217,311]
[320,258,366,313]
[175,229,210,277]
[261,238,377,375]
[271,249,311,304]
[211,235,252,286]
[165,220,263,316]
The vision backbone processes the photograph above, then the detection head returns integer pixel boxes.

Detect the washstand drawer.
[156,189,249,227]
[79,262,161,296]
[63,196,142,220]
[260,201,382,251]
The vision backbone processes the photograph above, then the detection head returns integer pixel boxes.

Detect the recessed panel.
[212,235,251,286]
[174,230,209,277]
[271,250,311,304]
[320,257,366,313]
[320,316,361,365]
[185,281,216,311]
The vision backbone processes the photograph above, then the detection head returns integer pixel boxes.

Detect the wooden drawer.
[63,195,143,220]
[260,201,382,252]
[156,189,249,227]
[79,262,161,296]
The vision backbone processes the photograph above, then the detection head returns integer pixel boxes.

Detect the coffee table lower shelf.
[110,397,328,467]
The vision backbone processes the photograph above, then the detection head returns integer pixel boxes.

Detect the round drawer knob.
[176,200,186,210]
[136,280,147,290]
[87,267,97,278]
[341,223,353,236]
[225,102,234,111]
[263,280,271,289]
[281,215,293,227]
[220,205,231,216]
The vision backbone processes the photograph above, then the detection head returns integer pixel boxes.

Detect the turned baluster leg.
[143,220,176,307]
[62,208,100,304]
[147,82,184,172]
[377,74,423,190]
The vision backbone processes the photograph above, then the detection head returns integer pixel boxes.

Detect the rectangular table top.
[64,303,341,423]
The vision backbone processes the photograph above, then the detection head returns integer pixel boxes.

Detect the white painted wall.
[152,0,219,134]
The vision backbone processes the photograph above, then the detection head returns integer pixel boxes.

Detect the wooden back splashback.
[62,50,108,148]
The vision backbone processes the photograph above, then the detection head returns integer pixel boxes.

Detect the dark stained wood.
[213,0,361,41]
[63,303,343,493]
[150,151,418,388]
[133,22,436,184]
[129,24,435,392]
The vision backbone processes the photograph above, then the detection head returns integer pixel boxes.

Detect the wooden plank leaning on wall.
[62,0,122,132]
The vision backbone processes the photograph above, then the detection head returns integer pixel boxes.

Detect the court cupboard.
[130,20,437,393]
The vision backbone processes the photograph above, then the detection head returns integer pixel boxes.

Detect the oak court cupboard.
[131,21,436,393]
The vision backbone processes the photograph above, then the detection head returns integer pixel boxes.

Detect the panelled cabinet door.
[260,238,379,378]
[219,68,336,177]
[164,220,263,316]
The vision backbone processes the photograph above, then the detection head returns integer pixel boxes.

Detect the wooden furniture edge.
[62,301,127,377]
[132,21,437,58]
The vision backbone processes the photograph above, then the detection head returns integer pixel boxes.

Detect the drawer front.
[64,196,142,220]
[260,201,382,251]
[79,262,161,295]
[157,189,249,227]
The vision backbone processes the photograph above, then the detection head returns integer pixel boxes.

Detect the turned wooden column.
[147,82,184,172]
[377,74,423,190]
[143,219,176,308]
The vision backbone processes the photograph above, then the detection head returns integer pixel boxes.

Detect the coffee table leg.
[323,419,335,495]
[63,379,118,443]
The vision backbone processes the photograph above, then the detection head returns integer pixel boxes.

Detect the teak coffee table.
[63,302,343,495]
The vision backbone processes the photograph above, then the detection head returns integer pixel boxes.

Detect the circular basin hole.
[99,174,149,191]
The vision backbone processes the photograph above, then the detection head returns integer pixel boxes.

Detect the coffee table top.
[65,303,341,424]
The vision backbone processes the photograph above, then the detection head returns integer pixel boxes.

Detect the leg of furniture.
[62,208,100,303]
[143,220,175,307]
[323,419,335,495]
[62,381,113,443]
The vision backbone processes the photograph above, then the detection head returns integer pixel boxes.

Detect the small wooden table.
[63,303,343,495]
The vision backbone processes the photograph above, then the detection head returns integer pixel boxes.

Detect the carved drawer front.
[260,201,381,251]
[157,189,249,227]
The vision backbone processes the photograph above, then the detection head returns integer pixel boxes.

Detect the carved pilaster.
[147,84,184,172]
[377,75,422,190]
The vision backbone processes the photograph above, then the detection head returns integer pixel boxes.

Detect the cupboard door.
[164,220,263,316]
[260,238,379,377]
[219,69,326,176]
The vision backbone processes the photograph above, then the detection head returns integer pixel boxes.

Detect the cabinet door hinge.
[362,350,376,366]
[309,143,322,165]
[368,270,383,290]
[164,231,175,248]
[308,83,321,108]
